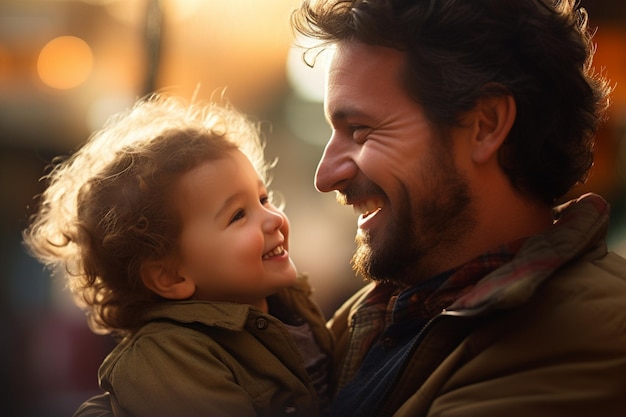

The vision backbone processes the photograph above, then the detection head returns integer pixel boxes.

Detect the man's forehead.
[324,42,406,116]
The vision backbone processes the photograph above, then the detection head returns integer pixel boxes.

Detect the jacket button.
[282,404,297,415]
[255,317,269,330]
[382,337,396,349]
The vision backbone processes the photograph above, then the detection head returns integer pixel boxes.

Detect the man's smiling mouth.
[353,199,384,220]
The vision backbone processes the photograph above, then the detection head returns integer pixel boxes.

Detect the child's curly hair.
[23,93,274,338]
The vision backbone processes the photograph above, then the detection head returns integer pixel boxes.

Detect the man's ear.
[470,94,516,164]
[140,259,195,300]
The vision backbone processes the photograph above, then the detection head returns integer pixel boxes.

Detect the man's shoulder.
[594,250,626,279]
[534,253,626,339]
[556,250,626,294]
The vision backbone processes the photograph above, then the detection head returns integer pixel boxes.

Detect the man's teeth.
[353,199,383,217]
[263,245,285,259]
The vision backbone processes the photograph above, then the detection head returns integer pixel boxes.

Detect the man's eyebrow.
[327,106,369,122]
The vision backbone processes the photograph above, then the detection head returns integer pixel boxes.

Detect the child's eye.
[229,209,245,224]
[260,195,270,205]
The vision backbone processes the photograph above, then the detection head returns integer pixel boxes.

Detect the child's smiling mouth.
[262,245,285,259]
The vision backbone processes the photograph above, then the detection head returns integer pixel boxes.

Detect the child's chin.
[284,269,298,284]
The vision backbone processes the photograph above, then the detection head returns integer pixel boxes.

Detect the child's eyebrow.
[215,191,245,220]
[215,180,266,219]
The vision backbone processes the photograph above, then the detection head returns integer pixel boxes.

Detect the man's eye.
[229,209,245,224]
[351,125,370,143]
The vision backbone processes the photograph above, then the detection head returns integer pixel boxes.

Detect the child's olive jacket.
[98,274,333,417]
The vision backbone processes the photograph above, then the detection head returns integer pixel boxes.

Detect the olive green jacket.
[329,193,626,417]
[86,274,333,417]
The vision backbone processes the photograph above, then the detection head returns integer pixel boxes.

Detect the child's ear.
[140,259,195,300]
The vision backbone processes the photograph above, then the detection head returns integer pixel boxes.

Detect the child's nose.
[263,208,284,233]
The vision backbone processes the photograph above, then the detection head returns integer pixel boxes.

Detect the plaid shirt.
[335,193,610,392]
[336,239,526,390]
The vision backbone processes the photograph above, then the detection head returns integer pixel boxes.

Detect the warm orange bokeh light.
[0,43,13,85]
[37,35,94,89]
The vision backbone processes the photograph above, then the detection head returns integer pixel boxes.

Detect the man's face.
[317,40,476,284]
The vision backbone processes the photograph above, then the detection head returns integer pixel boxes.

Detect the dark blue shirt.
[325,272,452,417]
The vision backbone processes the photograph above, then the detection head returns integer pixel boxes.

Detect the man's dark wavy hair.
[292,0,612,204]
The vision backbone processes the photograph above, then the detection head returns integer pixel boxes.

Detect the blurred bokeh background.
[1,0,625,416]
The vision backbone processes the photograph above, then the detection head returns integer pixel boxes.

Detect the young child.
[23,94,333,417]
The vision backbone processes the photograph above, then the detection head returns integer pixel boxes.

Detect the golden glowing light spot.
[286,36,331,103]
[37,36,94,89]
[163,0,203,22]
[0,43,12,85]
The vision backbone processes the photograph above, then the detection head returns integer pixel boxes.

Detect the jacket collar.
[143,301,255,330]
[447,193,610,313]
[139,274,314,331]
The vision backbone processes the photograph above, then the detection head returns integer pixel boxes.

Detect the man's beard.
[351,149,475,285]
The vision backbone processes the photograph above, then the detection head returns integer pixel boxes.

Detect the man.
[290,0,626,416]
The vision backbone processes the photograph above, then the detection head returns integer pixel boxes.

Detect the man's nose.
[314,133,358,192]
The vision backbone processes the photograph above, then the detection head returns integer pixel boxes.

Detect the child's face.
[173,149,297,311]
